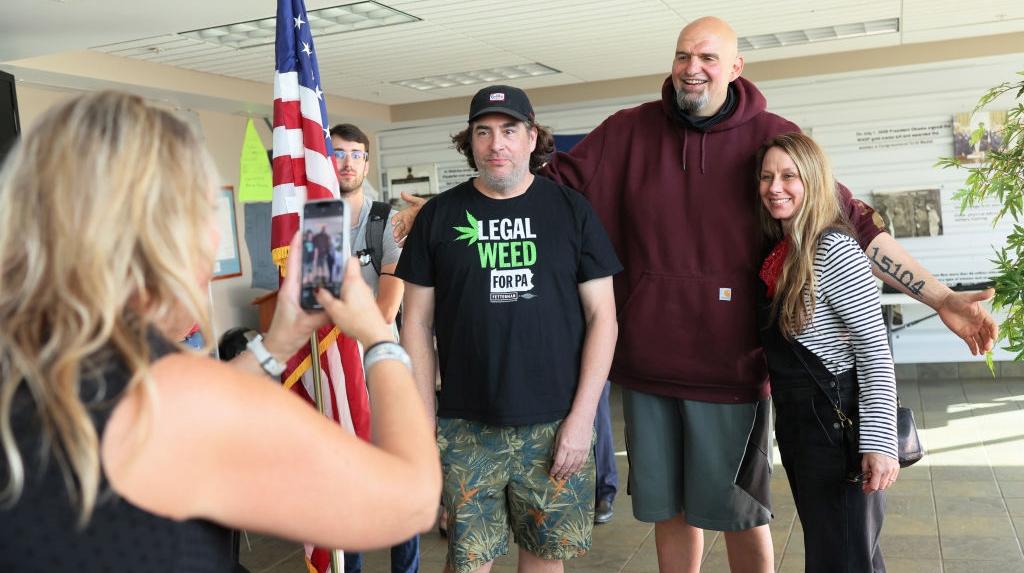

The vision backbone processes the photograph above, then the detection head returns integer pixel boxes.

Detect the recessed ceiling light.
[393,63,561,91]
[180,1,419,49]
[738,17,900,51]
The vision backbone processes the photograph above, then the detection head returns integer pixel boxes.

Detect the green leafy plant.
[937,71,1024,360]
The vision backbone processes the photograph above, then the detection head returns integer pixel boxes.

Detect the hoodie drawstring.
[700,132,707,174]
[681,130,688,172]
[681,130,708,174]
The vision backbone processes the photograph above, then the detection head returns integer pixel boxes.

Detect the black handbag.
[896,401,924,467]
[790,346,925,468]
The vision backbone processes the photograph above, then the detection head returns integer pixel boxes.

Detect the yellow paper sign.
[238,118,273,202]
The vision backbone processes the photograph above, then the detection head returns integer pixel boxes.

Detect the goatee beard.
[676,88,709,115]
[480,163,529,193]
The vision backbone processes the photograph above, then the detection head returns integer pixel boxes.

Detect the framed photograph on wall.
[953,110,1007,166]
[870,187,943,239]
[213,186,242,280]
[385,164,436,202]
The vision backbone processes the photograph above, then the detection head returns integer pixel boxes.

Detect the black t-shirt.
[396,176,622,425]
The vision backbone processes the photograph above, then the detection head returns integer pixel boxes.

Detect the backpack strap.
[366,201,391,276]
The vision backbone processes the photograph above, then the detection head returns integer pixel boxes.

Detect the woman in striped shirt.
[756,132,898,572]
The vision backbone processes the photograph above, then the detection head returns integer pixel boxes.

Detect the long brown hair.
[0,91,218,524]
[756,132,853,338]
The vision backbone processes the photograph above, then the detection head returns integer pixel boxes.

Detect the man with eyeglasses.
[329,123,413,573]
[330,123,404,325]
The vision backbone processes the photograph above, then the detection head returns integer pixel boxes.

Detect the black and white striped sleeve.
[817,233,898,459]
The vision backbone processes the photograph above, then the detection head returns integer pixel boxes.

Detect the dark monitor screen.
[0,70,22,162]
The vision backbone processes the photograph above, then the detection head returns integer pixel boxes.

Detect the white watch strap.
[245,332,286,377]
[363,341,412,372]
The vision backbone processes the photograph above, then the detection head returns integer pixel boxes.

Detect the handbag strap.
[787,342,856,430]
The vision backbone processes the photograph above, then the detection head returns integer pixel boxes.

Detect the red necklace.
[759,237,789,299]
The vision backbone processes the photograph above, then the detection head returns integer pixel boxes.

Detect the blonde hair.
[0,91,219,524]
[756,132,852,338]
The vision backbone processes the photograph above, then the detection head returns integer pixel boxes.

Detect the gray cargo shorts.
[622,389,773,531]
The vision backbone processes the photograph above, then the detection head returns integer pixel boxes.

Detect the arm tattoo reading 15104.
[869,247,926,297]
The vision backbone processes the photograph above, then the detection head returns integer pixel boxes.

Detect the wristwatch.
[243,331,286,377]
[363,341,413,372]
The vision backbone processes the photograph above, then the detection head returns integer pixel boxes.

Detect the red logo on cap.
[489,93,505,101]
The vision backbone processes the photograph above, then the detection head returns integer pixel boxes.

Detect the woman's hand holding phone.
[261,231,332,361]
[263,229,392,362]
[315,257,393,347]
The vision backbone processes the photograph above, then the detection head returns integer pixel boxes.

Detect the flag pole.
[308,330,344,573]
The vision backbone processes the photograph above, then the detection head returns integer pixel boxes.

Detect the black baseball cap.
[468,85,535,124]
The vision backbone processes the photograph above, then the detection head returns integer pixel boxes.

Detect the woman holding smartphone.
[756,132,899,572]
[0,91,439,571]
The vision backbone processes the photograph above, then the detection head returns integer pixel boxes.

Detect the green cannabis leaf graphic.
[453,210,479,245]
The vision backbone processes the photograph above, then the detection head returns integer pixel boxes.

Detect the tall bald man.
[543,17,997,572]
[395,16,997,573]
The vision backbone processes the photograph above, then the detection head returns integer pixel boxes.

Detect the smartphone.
[300,199,350,310]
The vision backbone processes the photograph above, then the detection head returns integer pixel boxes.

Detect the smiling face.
[759,146,805,230]
[671,17,744,117]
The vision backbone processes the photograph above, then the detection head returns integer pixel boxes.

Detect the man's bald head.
[679,17,739,60]
[671,16,744,117]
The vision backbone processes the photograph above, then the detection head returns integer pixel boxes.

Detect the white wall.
[193,107,273,337]
[374,53,1024,364]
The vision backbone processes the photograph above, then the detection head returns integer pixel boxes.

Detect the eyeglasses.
[333,149,368,161]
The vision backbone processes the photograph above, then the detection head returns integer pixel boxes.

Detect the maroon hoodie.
[542,76,882,403]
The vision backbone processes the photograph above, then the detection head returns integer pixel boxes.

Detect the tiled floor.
[241,377,1024,573]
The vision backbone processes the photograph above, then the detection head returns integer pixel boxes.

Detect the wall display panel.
[805,112,1013,292]
[437,162,477,192]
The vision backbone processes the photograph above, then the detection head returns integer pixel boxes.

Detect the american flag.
[271,1,371,571]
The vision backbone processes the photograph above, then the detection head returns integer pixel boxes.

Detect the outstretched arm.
[864,232,997,355]
[104,259,441,550]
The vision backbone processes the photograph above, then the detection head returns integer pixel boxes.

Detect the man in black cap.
[396,85,622,573]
